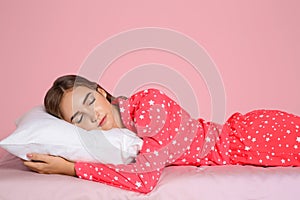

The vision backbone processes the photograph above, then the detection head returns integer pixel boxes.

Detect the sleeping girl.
[24,75,300,193]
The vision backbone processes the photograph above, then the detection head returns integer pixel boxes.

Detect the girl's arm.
[24,153,162,194]
[75,161,162,193]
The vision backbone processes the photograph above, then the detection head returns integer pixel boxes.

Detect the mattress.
[0,152,299,200]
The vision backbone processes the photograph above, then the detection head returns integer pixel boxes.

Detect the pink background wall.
[0,0,299,145]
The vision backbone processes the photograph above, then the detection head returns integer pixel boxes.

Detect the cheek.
[95,98,111,111]
[76,122,94,131]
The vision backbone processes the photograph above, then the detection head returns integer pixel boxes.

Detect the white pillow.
[0,106,143,164]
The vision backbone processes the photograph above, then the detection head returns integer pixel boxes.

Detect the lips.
[98,115,107,127]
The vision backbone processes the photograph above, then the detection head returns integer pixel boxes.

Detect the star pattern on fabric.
[119,107,125,113]
[135,181,142,188]
[245,146,251,151]
[228,110,300,166]
[149,100,155,106]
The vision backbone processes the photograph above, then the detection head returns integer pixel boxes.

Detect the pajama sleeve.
[75,156,162,193]
[75,89,198,193]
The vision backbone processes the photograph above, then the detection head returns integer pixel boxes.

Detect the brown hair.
[44,75,115,119]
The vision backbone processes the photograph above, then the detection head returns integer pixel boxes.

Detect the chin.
[101,127,110,131]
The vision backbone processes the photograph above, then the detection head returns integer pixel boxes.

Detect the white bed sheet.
[0,152,299,200]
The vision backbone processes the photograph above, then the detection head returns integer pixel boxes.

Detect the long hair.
[44,75,114,119]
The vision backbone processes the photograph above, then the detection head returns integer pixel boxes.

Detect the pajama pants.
[225,110,300,166]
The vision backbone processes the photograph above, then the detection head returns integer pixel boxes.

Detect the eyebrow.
[70,92,92,122]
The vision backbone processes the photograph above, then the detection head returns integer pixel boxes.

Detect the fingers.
[23,160,48,174]
[24,153,53,174]
[23,153,76,176]
[26,153,51,163]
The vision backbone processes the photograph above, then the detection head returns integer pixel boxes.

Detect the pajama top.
[75,89,300,193]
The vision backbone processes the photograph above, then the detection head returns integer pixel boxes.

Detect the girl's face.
[59,86,119,131]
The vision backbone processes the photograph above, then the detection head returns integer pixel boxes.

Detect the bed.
[1,152,299,200]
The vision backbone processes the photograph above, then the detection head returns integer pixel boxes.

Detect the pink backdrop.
[0,1,299,148]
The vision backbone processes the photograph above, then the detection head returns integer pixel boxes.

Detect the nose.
[91,110,100,123]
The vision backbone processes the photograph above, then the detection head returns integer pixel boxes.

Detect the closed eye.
[89,97,95,105]
[71,92,94,123]
[76,114,83,124]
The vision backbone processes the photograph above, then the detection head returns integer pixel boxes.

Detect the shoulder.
[129,88,169,104]
[113,89,164,105]
[127,88,182,114]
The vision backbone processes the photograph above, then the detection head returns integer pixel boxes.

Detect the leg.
[227,110,300,166]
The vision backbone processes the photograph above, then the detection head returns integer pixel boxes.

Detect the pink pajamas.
[225,110,300,166]
[75,89,300,193]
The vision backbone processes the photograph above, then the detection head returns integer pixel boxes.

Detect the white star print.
[297,137,300,142]
[154,151,159,156]
[114,176,118,180]
[245,146,251,151]
[205,137,211,142]
[119,107,125,113]
[149,100,155,106]
[135,181,142,188]
[139,115,144,119]
[281,159,285,164]
[251,138,256,142]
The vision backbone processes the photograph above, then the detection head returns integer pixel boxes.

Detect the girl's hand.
[23,153,76,176]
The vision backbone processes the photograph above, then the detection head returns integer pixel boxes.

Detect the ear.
[97,87,107,98]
